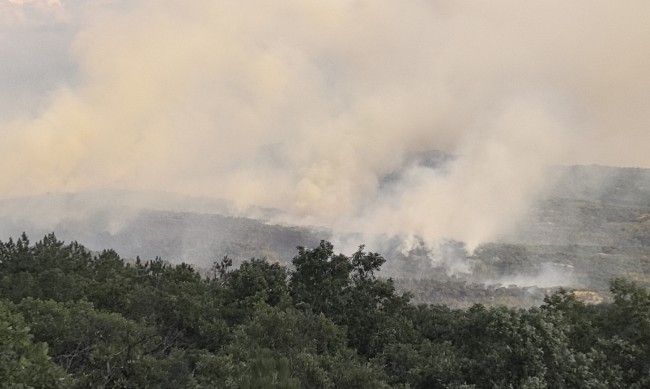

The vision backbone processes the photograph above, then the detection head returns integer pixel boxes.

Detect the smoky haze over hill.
[1,0,650,285]
[2,162,650,300]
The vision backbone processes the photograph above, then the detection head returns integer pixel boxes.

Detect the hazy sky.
[2,0,649,247]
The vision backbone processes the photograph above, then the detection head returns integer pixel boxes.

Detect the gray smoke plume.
[1,0,649,255]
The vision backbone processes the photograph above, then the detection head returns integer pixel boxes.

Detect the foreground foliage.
[1,234,650,388]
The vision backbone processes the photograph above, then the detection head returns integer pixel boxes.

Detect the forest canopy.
[1,234,650,388]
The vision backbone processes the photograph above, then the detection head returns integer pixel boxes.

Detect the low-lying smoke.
[2,0,650,257]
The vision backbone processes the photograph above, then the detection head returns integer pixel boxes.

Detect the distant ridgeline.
[0,162,649,303]
[501,165,650,290]
[2,234,650,387]
[0,191,325,267]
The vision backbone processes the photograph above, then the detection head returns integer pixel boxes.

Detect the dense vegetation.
[2,234,650,388]
[4,164,650,312]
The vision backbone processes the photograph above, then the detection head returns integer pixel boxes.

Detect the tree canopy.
[1,234,650,388]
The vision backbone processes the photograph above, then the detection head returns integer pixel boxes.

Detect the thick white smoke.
[1,0,649,250]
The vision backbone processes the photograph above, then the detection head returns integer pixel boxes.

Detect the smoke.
[1,0,650,252]
[490,263,579,289]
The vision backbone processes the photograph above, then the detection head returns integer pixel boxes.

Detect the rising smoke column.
[1,0,649,249]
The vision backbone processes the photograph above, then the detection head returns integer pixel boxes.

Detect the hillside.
[1,164,650,307]
[383,165,650,306]
[0,191,324,268]
[503,165,650,289]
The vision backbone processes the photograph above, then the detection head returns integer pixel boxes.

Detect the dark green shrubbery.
[1,234,650,388]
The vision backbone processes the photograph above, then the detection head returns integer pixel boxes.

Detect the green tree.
[221,258,291,325]
[289,241,353,317]
[0,299,71,388]
[15,298,194,388]
[239,349,300,389]
[290,241,414,357]
[596,279,650,387]
[0,233,92,303]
